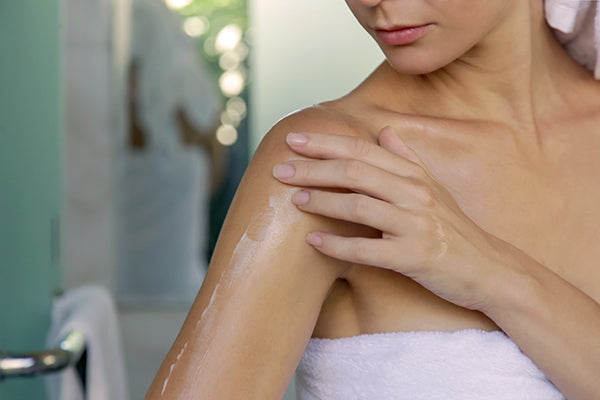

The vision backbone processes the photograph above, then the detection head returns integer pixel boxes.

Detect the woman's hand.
[272,127,517,312]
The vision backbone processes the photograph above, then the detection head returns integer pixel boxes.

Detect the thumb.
[378,126,423,166]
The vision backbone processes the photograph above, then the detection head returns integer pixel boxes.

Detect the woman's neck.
[366,0,596,140]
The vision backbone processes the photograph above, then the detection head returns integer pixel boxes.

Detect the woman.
[146,1,600,399]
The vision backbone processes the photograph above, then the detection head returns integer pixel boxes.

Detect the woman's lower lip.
[375,24,433,46]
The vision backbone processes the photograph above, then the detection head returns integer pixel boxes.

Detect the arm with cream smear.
[144,107,359,400]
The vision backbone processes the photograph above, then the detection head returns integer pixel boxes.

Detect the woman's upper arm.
[145,107,352,400]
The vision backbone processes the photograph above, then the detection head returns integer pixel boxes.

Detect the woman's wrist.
[478,240,546,326]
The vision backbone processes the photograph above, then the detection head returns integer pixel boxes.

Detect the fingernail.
[273,163,295,179]
[306,233,323,247]
[292,190,310,206]
[287,133,309,146]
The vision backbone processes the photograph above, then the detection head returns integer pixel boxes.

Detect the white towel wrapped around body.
[296,329,565,400]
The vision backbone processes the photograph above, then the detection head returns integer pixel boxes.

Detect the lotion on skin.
[160,192,302,397]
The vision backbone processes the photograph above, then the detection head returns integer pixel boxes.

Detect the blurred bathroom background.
[0,0,381,399]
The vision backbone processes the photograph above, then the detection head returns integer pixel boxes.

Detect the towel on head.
[296,329,565,400]
[545,0,600,78]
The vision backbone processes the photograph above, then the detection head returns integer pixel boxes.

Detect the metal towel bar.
[0,330,85,379]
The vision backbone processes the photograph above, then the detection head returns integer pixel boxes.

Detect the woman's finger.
[286,131,424,179]
[306,232,427,272]
[292,189,410,234]
[274,159,428,207]
[306,233,398,268]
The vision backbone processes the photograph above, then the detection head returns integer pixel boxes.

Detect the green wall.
[0,1,62,398]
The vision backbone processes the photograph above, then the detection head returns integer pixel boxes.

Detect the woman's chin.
[380,49,456,76]
[386,59,451,76]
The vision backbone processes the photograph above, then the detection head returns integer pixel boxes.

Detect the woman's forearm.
[483,247,600,400]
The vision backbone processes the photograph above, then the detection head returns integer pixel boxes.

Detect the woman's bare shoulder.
[213,103,366,279]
